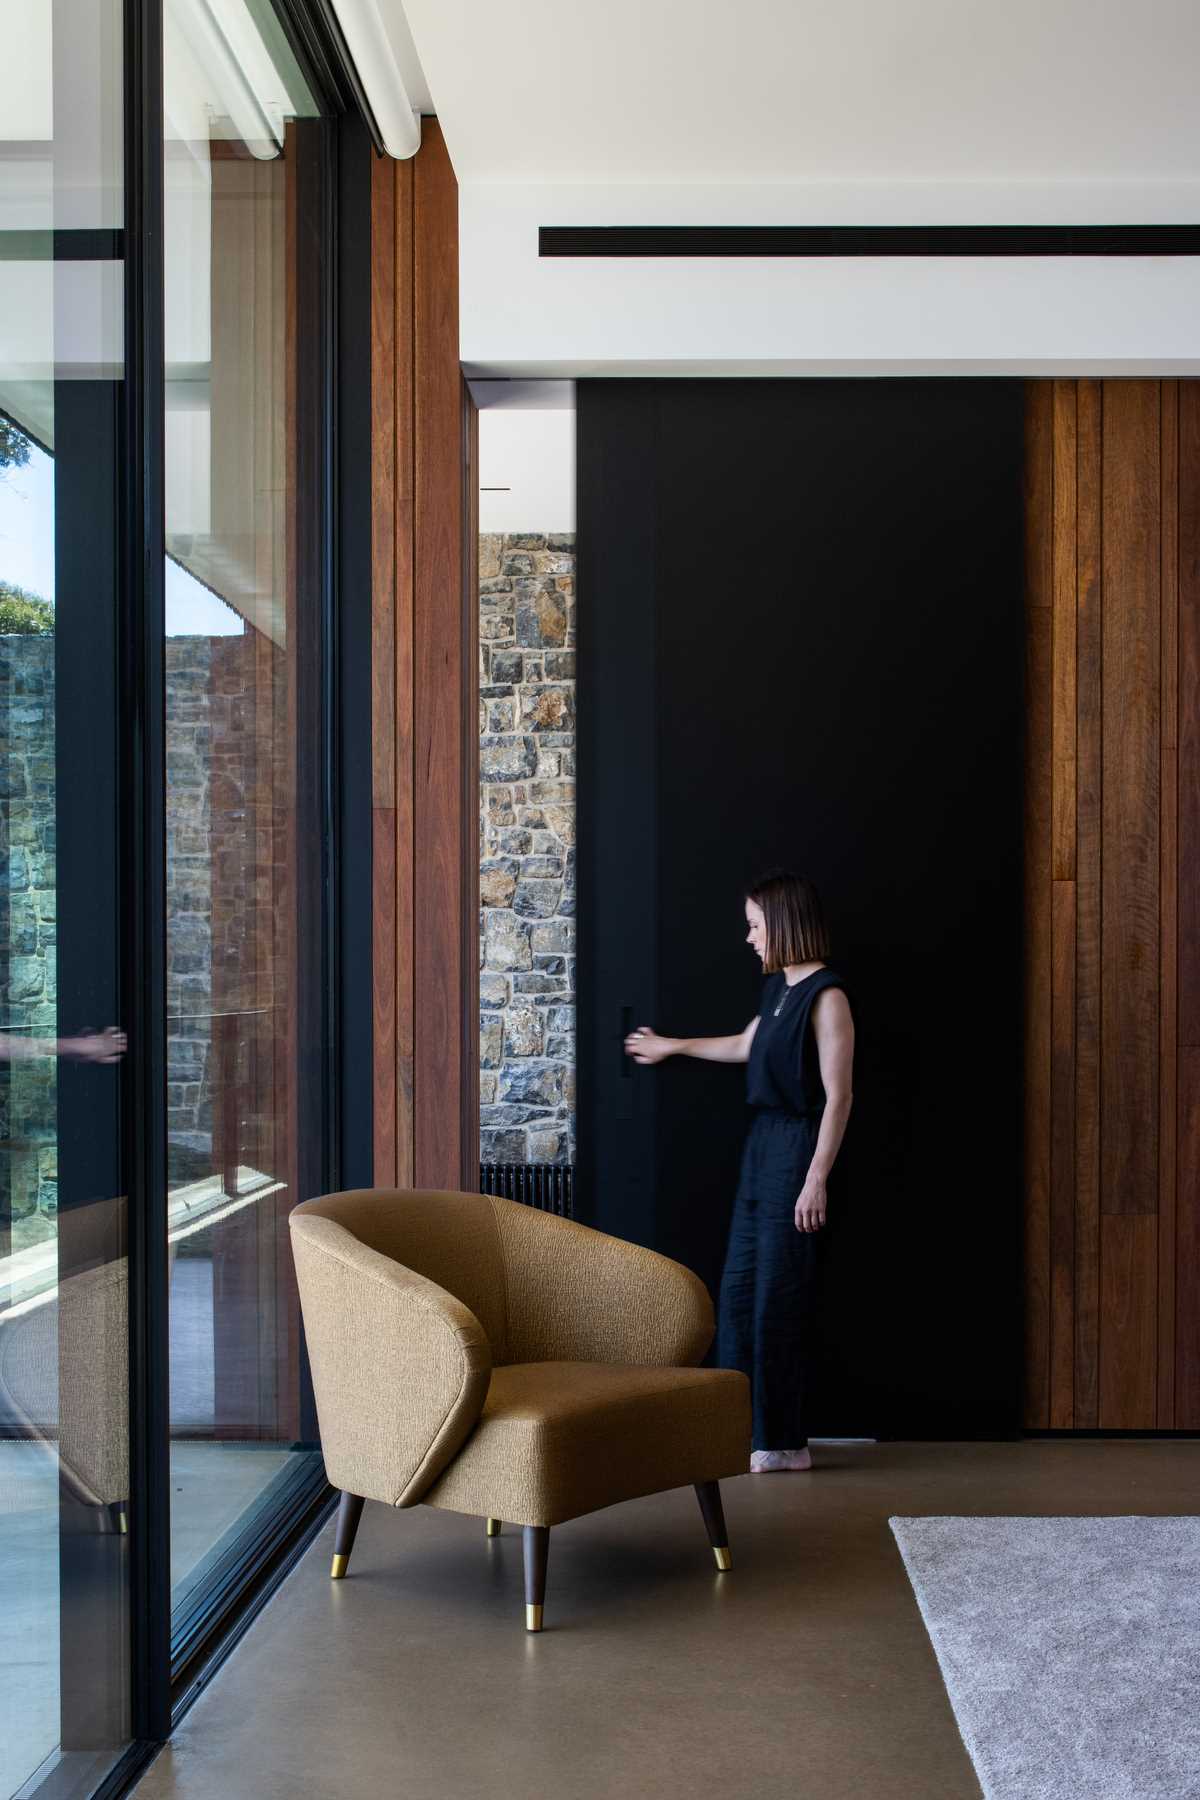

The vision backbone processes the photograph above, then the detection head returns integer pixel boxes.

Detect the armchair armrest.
[290,1211,492,1506]
[491,1201,714,1367]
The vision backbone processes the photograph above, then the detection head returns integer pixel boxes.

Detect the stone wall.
[166,630,287,1187]
[0,634,57,1241]
[165,637,217,1180]
[0,633,227,1248]
[479,532,576,1166]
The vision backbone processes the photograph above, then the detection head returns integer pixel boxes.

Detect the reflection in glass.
[163,0,323,1635]
[1,1,129,1794]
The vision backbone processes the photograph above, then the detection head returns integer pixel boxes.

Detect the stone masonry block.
[500,1064,562,1108]
[530,919,575,954]
[527,1130,565,1164]
[516,589,567,648]
[480,972,510,1009]
[479,534,503,579]
[512,972,565,995]
[480,735,538,782]
[513,880,562,920]
[480,1128,527,1163]
[485,911,533,971]
[530,779,575,805]
[504,1000,544,1058]
[496,828,532,857]
[519,685,574,732]
[480,860,518,907]
[541,806,575,846]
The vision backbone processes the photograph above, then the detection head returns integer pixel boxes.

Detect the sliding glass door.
[160,0,328,1666]
[1,2,132,1794]
[2,0,349,1790]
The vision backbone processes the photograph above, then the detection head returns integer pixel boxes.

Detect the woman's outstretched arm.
[624,1016,760,1066]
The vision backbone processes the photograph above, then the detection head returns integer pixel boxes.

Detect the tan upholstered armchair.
[289,1189,750,1631]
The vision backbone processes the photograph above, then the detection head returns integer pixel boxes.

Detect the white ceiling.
[390,0,1200,189]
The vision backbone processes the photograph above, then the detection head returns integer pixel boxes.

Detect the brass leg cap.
[486,1517,501,1537]
[713,1546,732,1572]
[525,1604,544,1633]
[330,1554,349,1580]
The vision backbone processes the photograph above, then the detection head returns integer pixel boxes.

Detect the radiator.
[479,1163,574,1219]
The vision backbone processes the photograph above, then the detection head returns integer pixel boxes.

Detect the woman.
[625,871,854,1472]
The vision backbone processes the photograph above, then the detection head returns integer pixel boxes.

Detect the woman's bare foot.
[750,1448,813,1473]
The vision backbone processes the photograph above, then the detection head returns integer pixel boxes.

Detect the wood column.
[1025,378,1199,1429]
[370,123,479,1192]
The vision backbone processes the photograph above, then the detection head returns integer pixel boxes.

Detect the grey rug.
[890,1516,1200,1800]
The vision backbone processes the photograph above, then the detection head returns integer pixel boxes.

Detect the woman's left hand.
[794,1175,827,1234]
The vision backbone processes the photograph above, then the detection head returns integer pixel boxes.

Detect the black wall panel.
[578,379,1025,1438]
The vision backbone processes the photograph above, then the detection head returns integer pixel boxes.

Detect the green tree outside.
[1,419,53,631]
[1,416,32,471]
[0,582,55,634]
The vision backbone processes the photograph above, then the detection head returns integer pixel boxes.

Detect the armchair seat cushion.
[421,1361,750,1528]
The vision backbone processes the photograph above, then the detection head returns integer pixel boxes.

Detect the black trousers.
[717,1110,824,1451]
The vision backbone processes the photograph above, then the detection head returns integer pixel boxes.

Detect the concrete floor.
[1,1245,316,1800]
[131,1440,1200,1800]
[0,1441,310,1800]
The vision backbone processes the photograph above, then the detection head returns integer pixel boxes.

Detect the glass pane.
[1,1,129,1795]
[162,0,324,1638]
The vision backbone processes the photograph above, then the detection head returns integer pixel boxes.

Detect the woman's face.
[745,898,767,963]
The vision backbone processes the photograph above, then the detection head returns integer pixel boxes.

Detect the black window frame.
[59,0,382,1789]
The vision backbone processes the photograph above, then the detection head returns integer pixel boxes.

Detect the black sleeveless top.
[745,967,848,1119]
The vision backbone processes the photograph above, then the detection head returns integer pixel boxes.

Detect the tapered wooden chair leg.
[695,1481,732,1571]
[523,1525,550,1631]
[331,1491,365,1579]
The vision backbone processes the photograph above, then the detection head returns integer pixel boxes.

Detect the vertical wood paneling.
[1100,383,1160,1217]
[371,155,398,1188]
[1179,383,1200,1047]
[1177,387,1200,1425]
[1098,1214,1158,1427]
[1177,1049,1200,1425]
[1026,379,1195,1431]
[461,396,481,1182]
[1047,381,1077,1429]
[1051,382,1078,881]
[413,121,467,1187]
[1073,378,1103,1428]
[1023,383,1053,1430]
[371,127,473,1194]
[1049,879,1076,1426]
[1097,1214,1159,1427]
[1158,382,1179,1426]
[394,158,416,1188]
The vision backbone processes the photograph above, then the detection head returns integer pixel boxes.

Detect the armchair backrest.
[490,1198,714,1368]
[290,1190,499,1507]
[294,1188,510,1353]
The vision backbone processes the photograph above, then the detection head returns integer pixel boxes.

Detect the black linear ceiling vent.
[539,225,1200,259]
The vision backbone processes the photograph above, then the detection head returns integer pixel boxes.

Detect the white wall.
[460,180,1200,378]
[477,395,575,534]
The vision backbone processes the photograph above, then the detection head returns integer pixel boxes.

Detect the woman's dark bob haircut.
[746,869,831,973]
